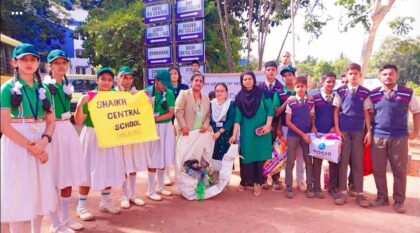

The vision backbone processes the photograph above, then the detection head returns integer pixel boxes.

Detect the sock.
[9,221,31,233]
[129,174,137,198]
[49,211,61,228]
[78,194,87,209]
[122,178,130,199]
[156,169,165,191]
[60,197,70,222]
[31,215,43,233]
[147,172,156,194]
[101,190,111,203]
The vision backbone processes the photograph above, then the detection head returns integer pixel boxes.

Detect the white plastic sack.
[308,133,341,163]
[176,131,238,200]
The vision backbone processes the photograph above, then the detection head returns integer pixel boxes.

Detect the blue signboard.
[144,3,171,24]
[176,0,204,20]
[146,46,172,65]
[144,0,162,3]
[176,20,204,42]
[146,24,171,45]
[177,42,205,63]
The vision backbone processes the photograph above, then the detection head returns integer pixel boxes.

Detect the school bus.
[0,33,21,85]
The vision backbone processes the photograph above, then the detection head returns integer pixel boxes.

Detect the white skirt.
[50,120,87,189]
[122,142,148,173]
[79,127,125,191]
[147,122,175,169]
[1,123,57,222]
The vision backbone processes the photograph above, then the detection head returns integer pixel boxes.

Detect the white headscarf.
[211,98,230,123]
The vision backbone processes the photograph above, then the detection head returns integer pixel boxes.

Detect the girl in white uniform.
[0,43,57,233]
[115,66,148,208]
[44,49,87,231]
[74,67,125,221]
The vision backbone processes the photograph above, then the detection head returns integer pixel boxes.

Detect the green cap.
[13,43,40,59]
[280,65,296,76]
[118,66,134,75]
[47,49,69,63]
[96,67,114,77]
[155,70,172,89]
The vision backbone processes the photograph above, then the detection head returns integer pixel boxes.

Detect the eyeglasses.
[342,81,348,84]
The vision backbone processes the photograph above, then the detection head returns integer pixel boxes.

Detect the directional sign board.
[177,42,204,63]
[144,3,171,24]
[144,0,162,3]
[176,0,204,20]
[176,20,204,42]
[146,46,172,65]
[146,67,169,84]
[146,24,171,45]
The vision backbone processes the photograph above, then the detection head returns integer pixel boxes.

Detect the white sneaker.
[76,207,94,221]
[120,198,131,209]
[63,219,83,231]
[146,192,162,201]
[298,182,307,192]
[164,177,172,186]
[50,225,75,233]
[99,201,121,215]
[130,197,145,206]
[157,188,172,196]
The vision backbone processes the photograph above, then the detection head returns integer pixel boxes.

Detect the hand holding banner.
[88,91,159,148]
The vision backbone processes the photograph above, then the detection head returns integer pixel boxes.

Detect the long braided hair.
[34,69,52,113]
[48,69,72,100]
[11,67,22,108]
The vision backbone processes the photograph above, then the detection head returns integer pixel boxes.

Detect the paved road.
[2,167,419,233]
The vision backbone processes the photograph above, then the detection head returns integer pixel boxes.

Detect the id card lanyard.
[22,86,40,133]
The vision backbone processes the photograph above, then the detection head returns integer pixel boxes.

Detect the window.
[76,66,86,74]
[75,49,83,58]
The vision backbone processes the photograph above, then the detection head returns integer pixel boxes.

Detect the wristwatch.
[42,133,52,143]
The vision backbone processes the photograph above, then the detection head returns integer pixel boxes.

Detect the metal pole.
[291,0,295,65]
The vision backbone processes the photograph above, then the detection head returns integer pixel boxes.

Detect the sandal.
[236,185,245,192]
[253,184,262,197]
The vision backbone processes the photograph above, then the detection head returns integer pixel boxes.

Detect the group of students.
[229,60,419,216]
[1,43,418,233]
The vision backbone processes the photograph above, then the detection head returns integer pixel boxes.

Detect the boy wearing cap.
[369,64,420,213]
[333,63,372,207]
[284,76,315,198]
[143,70,176,201]
[258,61,283,190]
[276,65,307,192]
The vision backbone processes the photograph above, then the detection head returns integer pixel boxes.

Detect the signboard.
[146,46,172,65]
[87,91,159,148]
[146,24,171,45]
[179,65,205,83]
[177,42,204,63]
[144,0,162,3]
[144,3,170,24]
[147,67,169,83]
[176,20,204,42]
[176,0,204,20]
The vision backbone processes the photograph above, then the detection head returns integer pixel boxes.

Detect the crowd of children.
[1,43,419,233]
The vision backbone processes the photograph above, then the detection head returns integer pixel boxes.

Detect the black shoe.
[328,189,339,199]
[284,185,293,199]
[393,202,406,213]
[334,193,347,205]
[314,189,325,199]
[369,197,390,207]
[306,186,315,198]
[356,195,369,208]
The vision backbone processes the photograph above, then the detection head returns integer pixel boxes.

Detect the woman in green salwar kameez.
[229,71,273,196]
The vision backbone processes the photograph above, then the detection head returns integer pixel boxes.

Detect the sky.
[247,0,420,63]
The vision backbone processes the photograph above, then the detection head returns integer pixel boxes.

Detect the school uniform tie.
[269,84,273,91]
[299,99,305,106]
[326,95,333,103]
[350,87,356,95]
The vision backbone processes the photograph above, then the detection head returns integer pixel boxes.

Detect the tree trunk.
[224,0,234,71]
[216,0,234,72]
[246,0,254,69]
[360,0,395,83]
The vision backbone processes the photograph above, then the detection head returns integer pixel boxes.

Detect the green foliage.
[205,0,244,72]
[389,16,415,37]
[406,81,420,95]
[0,0,69,53]
[367,36,420,85]
[77,0,145,87]
[336,0,372,32]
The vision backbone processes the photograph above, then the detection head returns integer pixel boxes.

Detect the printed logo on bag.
[318,142,326,150]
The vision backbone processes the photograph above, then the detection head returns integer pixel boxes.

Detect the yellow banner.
[88,91,159,148]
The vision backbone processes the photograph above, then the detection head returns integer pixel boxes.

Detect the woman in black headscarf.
[229,71,274,196]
